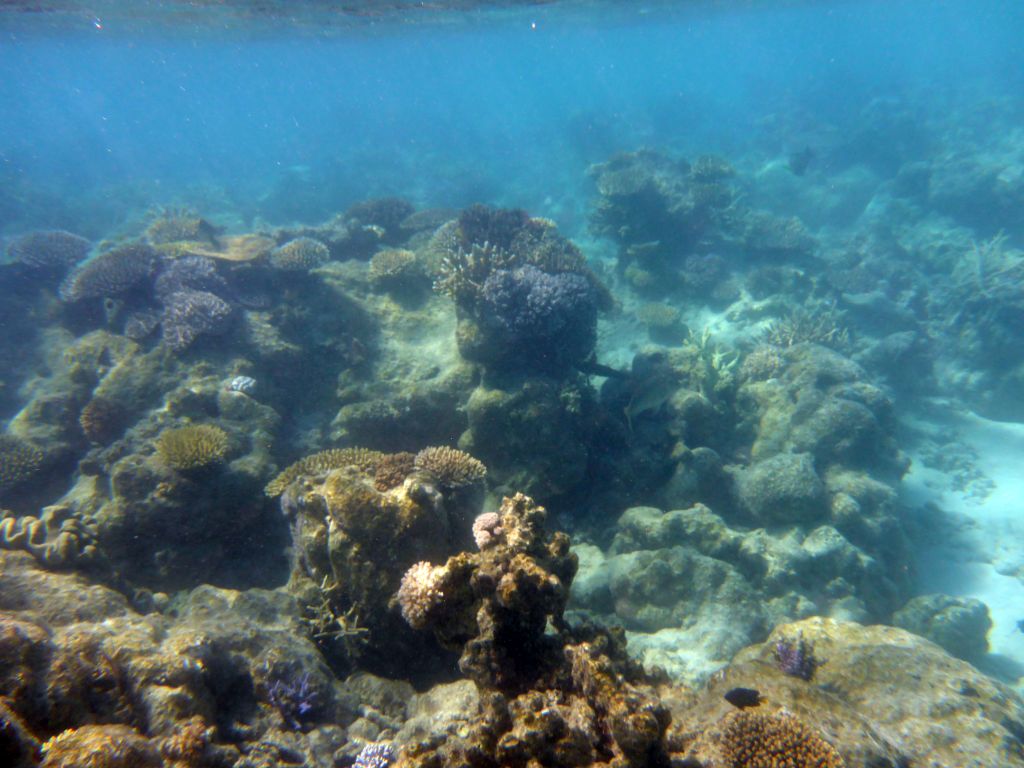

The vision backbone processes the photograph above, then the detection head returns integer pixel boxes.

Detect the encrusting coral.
[155,424,229,471]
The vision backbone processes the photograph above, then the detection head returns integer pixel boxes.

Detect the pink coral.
[472,511,503,550]
[397,561,444,630]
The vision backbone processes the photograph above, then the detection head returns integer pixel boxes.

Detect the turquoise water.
[3,2,1024,767]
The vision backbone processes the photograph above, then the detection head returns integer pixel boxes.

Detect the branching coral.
[160,289,234,352]
[720,709,845,768]
[397,561,446,630]
[269,237,330,270]
[59,243,159,302]
[156,424,229,471]
[760,306,850,350]
[413,446,486,488]
[373,451,416,491]
[0,435,44,496]
[144,206,217,246]
[368,248,422,284]
[264,447,385,497]
[6,230,90,272]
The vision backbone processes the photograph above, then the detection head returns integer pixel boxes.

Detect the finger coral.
[0,435,44,495]
[270,237,330,270]
[264,447,385,497]
[59,243,159,302]
[156,424,229,471]
[720,709,845,768]
[413,446,487,488]
[6,230,90,272]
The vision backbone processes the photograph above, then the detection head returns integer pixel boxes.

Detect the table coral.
[412,446,486,488]
[58,243,158,302]
[6,230,91,273]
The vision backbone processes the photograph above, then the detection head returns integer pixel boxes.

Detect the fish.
[624,370,679,432]
[724,687,762,709]
[787,146,816,176]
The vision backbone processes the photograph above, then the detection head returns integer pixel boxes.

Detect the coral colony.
[774,633,820,682]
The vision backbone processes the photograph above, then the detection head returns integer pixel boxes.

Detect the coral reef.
[58,243,159,302]
[160,289,234,351]
[264,447,385,497]
[719,710,845,768]
[155,424,229,471]
[0,435,45,496]
[412,445,486,488]
[270,237,331,270]
[6,230,90,273]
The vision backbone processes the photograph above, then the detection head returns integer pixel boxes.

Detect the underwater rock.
[283,457,483,680]
[460,375,595,501]
[735,452,826,525]
[893,593,992,663]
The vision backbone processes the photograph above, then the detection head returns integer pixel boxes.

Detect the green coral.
[156,424,229,471]
[0,435,44,495]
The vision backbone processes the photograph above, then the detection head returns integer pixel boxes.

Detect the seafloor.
[3,7,1024,768]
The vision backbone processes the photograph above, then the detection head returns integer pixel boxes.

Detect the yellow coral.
[269,237,330,270]
[0,435,44,494]
[413,446,486,488]
[720,709,845,768]
[264,447,384,497]
[41,724,161,768]
[156,424,229,471]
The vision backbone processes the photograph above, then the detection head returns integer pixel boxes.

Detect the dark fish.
[724,687,762,709]
[787,146,816,176]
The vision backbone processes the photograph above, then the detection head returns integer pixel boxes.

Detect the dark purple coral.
[161,289,233,352]
[154,255,228,302]
[265,671,320,730]
[59,243,159,302]
[7,230,91,272]
[774,632,819,681]
[480,264,597,370]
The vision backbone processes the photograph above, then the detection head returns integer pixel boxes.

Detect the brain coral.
[6,230,91,272]
[59,243,159,302]
[721,709,845,768]
[156,424,229,471]
[0,435,44,495]
[264,447,385,497]
[270,237,330,270]
[413,446,487,488]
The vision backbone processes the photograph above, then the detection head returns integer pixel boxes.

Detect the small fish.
[724,687,762,709]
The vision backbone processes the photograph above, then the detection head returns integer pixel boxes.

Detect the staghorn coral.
[397,560,446,630]
[761,306,850,350]
[78,397,127,445]
[413,446,486,488]
[264,447,385,497]
[269,237,330,270]
[7,230,90,272]
[156,424,229,471]
[160,289,234,352]
[433,239,516,305]
[0,435,44,496]
[40,724,162,768]
[58,243,158,302]
[720,709,845,768]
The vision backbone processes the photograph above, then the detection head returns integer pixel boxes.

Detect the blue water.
[2,0,1020,238]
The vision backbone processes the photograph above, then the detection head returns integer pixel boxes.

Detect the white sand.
[902,404,1024,685]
